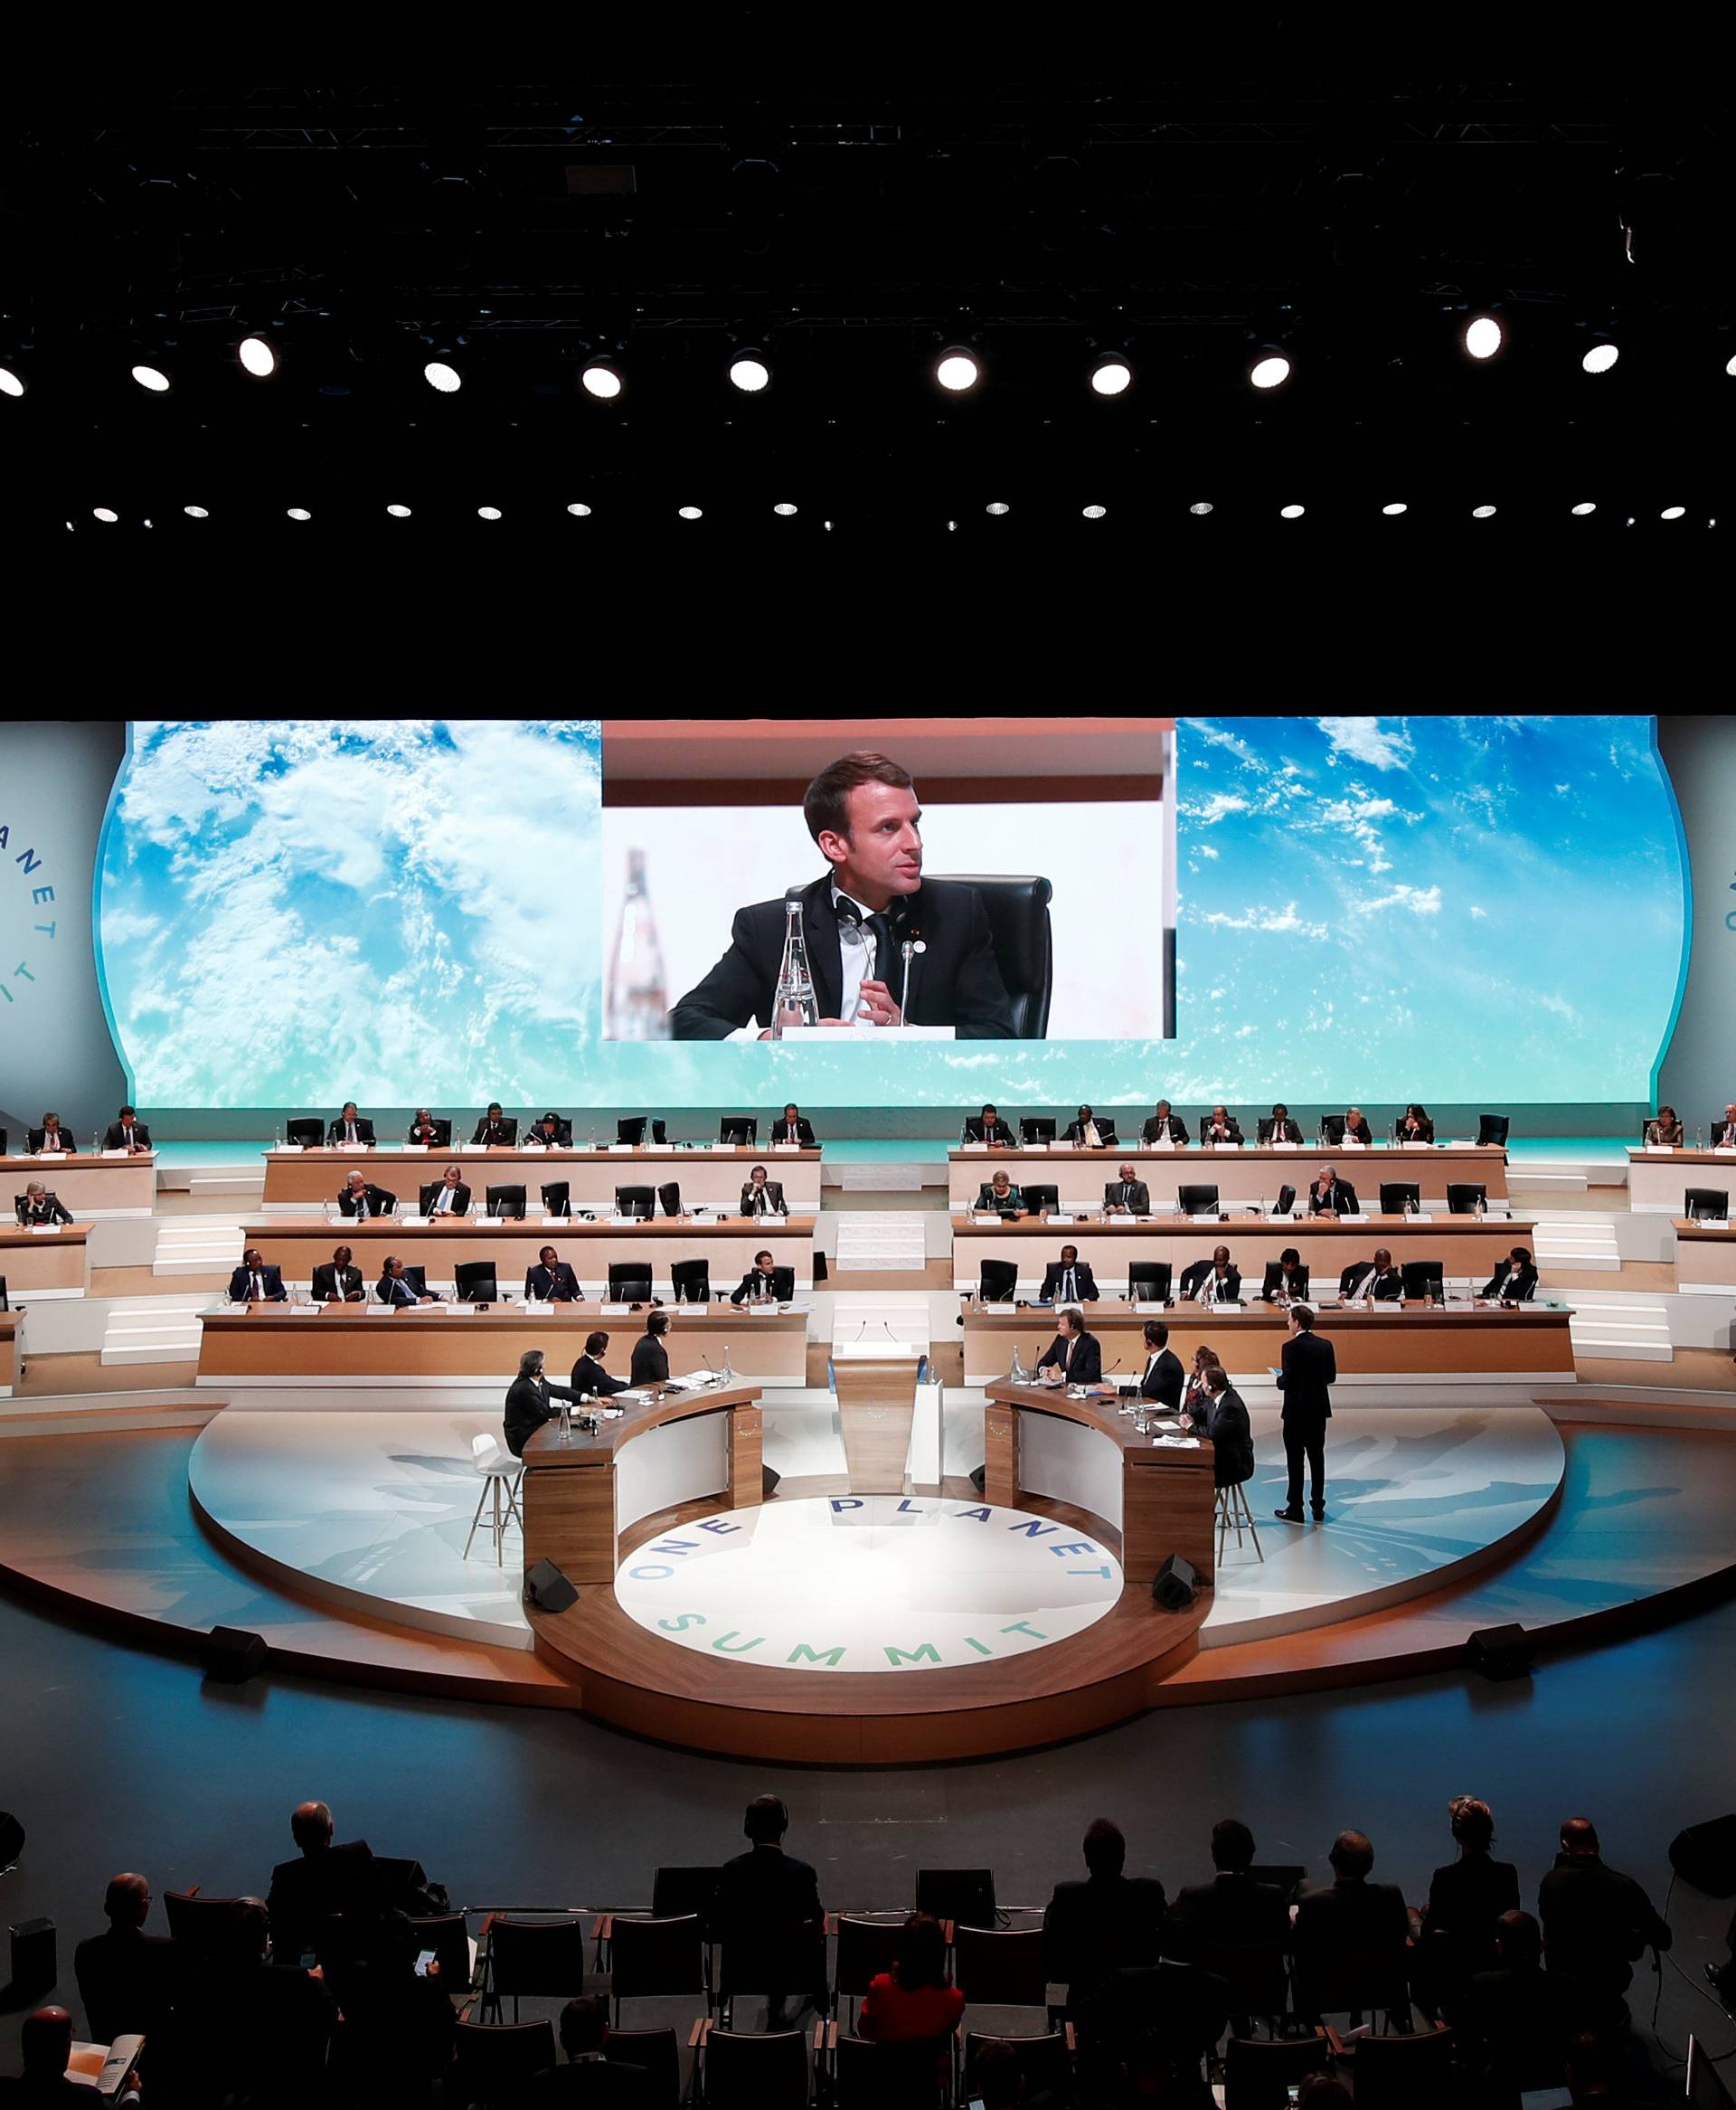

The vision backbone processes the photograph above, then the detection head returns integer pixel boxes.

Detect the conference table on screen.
[259,1144,822,1214]
[0,1152,156,1217]
[1627,1146,1736,1215]
[961,1301,1574,1385]
[0,1224,91,1296]
[946,1141,1510,1214]
[197,1305,808,1386]
[1674,1219,1736,1292]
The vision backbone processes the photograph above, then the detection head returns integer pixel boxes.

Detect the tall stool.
[464,1433,524,1565]
[1216,1477,1263,1564]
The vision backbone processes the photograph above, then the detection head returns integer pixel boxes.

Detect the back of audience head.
[1297,2078,1353,2108]
[973,2039,1024,2110]
[237,1897,270,1958]
[291,1800,335,1853]
[743,1793,789,1844]
[20,2008,73,2078]
[1449,1793,1495,1853]
[559,1994,609,2059]
[892,1912,948,1992]
[1082,1817,1126,1878]
[1561,1814,1600,1857]
[1328,1830,1374,1880]
[103,1871,151,1928]
[1211,1818,1256,1872]
[1494,1908,1542,1968]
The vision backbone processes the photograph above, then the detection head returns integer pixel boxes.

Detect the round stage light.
[773,502,798,516]
[1727,352,1736,377]
[1280,503,1306,518]
[1249,353,1291,390]
[1189,502,1213,516]
[728,355,770,393]
[935,348,980,393]
[1464,315,1503,360]
[287,507,312,521]
[1660,505,1686,519]
[92,507,118,522]
[387,504,412,518]
[1081,503,1107,518]
[1571,502,1597,516]
[131,364,172,393]
[238,336,278,378]
[0,365,25,398]
[566,503,592,516]
[477,506,502,520]
[1090,357,1132,396]
[986,501,1010,516]
[1581,340,1619,374]
[581,360,624,400]
[1382,502,1408,516]
[1471,504,1497,517]
[183,506,209,519]
[678,506,703,520]
[423,361,462,393]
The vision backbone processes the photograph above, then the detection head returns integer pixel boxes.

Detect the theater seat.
[928,873,1054,1039]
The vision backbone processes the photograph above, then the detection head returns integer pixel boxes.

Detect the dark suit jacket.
[27,1126,76,1153]
[669,874,1017,1039]
[229,1263,287,1302]
[338,1184,394,1217]
[267,1840,375,1961]
[526,1122,573,1149]
[311,1262,364,1302]
[16,1192,73,1225]
[713,1845,825,1986]
[630,1334,670,1386]
[525,1262,583,1302]
[1138,1348,1185,1407]
[505,1372,578,1457]
[1184,1262,1242,1304]
[731,1269,780,1305]
[472,1117,519,1145]
[102,1121,152,1150]
[1039,1261,1099,1303]
[1339,1262,1403,1301]
[1424,1854,1521,1945]
[524,2058,651,2109]
[378,1273,426,1308]
[1339,1117,1373,1144]
[327,1119,376,1146]
[1307,1179,1358,1216]
[1399,1119,1437,1143]
[1063,1120,1117,1147]
[419,1180,471,1216]
[1044,1874,1166,2001]
[1260,1119,1303,1143]
[1104,1179,1150,1213]
[1200,1120,1244,1145]
[1142,1115,1189,1143]
[1198,1385,1256,1488]
[73,1924,175,2044]
[1278,1329,1336,1425]
[1538,1853,1673,1992]
[570,1354,628,1398]
[1037,1329,1102,1383]
[1165,1873,1289,1961]
[767,1116,816,1146]
[965,1118,1016,1145]
[1293,1876,1410,1973]
[741,1181,787,1216]
[1263,1265,1310,1303]
[1481,1261,1538,1301]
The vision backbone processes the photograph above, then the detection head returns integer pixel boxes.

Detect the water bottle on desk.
[720,1341,736,1385]
[769,902,819,1036]
[1009,1342,1028,1382]
[606,847,670,1040]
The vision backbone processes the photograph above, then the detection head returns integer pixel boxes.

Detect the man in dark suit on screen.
[1040,1246,1099,1304]
[630,1309,672,1386]
[570,1331,629,1399]
[669,752,1018,1039]
[419,1166,472,1217]
[1142,1100,1189,1144]
[1137,1320,1185,1408]
[1036,1307,1102,1385]
[311,1245,364,1302]
[525,1247,583,1302]
[1275,1303,1335,1523]
[102,1106,151,1152]
[1104,1163,1150,1214]
[228,1248,287,1303]
[505,1348,580,1457]
[338,1170,395,1218]
[769,1103,815,1146]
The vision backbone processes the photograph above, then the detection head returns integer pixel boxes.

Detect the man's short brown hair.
[803,752,914,844]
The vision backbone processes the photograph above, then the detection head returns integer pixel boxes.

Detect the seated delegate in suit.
[1712,1102,1736,1148]
[965,1102,1017,1146]
[524,1111,572,1149]
[406,1108,444,1148]
[102,1106,151,1153]
[741,1165,787,1216]
[524,1247,582,1302]
[1643,1106,1684,1146]
[1399,1102,1436,1143]
[17,1181,73,1226]
[1264,1247,1309,1304]
[769,1102,816,1147]
[1186,1247,1242,1305]
[1104,1163,1150,1214]
[1264,1102,1303,1144]
[1137,1321,1184,1408]
[311,1245,365,1302]
[328,1102,374,1147]
[472,1102,517,1147]
[1201,1104,1243,1146]
[1142,1099,1189,1144]
[1040,1244,1099,1304]
[338,1170,394,1217]
[1305,1165,1358,1216]
[571,1330,630,1398]
[1036,1306,1102,1385]
[29,1112,76,1153]
[732,1250,781,1304]
[976,1169,1024,1213]
[420,1166,471,1217]
[1292,1832,1410,2020]
[630,1310,672,1386]
[1191,1365,1257,1489]
[668,752,1017,1039]
[1341,1106,1373,1145]
[1065,1104,1108,1148]
[377,1255,438,1307]
[228,1248,288,1303]
[1481,1246,1538,1301]
[1182,1347,1222,1423]
[504,1348,580,1457]
[1340,1247,1403,1301]
[1164,1818,1290,1965]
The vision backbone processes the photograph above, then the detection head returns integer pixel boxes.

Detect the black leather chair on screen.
[978,1259,1018,1303]
[928,873,1054,1039]
[1401,1260,1445,1301]
[286,1117,325,1149]
[1019,1116,1057,1144]
[1685,1187,1730,1223]
[485,1185,527,1220]
[670,1260,710,1304]
[1380,1182,1420,1216]
[454,1263,498,1304]
[1447,1183,1487,1215]
[657,1182,684,1218]
[607,1264,654,1303]
[1274,1183,1297,1216]
[1022,1184,1060,1216]
[615,1186,655,1220]
[1128,1261,1173,1303]
[617,1117,647,1146]
[1178,1185,1221,1218]
[1320,1114,1347,1146]
[540,1182,571,1218]
[720,1117,757,1145]
[1477,1113,1510,1148]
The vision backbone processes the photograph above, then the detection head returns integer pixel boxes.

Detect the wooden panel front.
[1125,1453,1218,1586]
[948,1143,1507,1212]
[1675,1220,1736,1290]
[261,1145,821,1211]
[1629,1150,1736,1213]
[0,1155,155,1216]
[834,1359,919,1493]
[0,1225,91,1293]
[983,1400,1020,1509]
[523,1457,616,1584]
[0,1315,15,1391]
[729,1405,764,1505]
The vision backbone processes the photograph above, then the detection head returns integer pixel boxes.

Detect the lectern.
[832,1348,921,1493]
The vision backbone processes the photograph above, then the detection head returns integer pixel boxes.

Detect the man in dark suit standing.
[1040,1245,1099,1304]
[1481,1246,1538,1301]
[1165,1818,1289,1963]
[73,1873,175,2047]
[1192,1367,1257,1490]
[1143,1100,1188,1144]
[420,1166,472,1217]
[731,1250,780,1305]
[472,1103,517,1146]
[505,1348,580,1457]
[713,1795,826,2030]
[630,1309,672,1386]
[570,1331,629,1398]
[311,1245,365,1302]
[1137,1321,1185,1408]
[1037,1307,1102,1385]
[525,1247,582,1302]
[338,1170,395,1218]
[267,1802,374,1963]
[228,1248,287,1303]
[965,1103,1017,1145]
[102,1106,152,1152]
[1292,1831,1410,2024]
[669,752,1018,1039]
[1104,1164,1150,1214]
[769,1103,816,1146]
[1276,1304,1335,1522]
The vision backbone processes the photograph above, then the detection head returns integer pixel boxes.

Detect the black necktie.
[865,911,896,989]
[251,1273,262,1300]
[1064,1269,1075,1300]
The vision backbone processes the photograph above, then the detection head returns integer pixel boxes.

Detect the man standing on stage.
[1275,1303,1335,1524]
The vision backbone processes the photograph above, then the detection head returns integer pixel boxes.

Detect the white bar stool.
[1215,1478,1263,1565]
[463,1433,524,1566]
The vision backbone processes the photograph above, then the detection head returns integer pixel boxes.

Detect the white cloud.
[1200,901,1330,940]
[1538,991,1580,1024]
[1363,883,1442,915]
[1185,791,1251,826]
[1316,717,1414,771]
[1197,843,1220,860]
[1469,904,1487,920]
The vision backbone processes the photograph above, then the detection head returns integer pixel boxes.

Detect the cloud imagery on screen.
[99,719,602,1106]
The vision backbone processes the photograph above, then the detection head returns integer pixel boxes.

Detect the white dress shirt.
[430,1184,454,1215]
[830,885,879,1023]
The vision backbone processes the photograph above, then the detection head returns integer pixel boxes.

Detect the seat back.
[769,1267,796,1301]
[834,2031,947,2110]
[406,1911,472,1992]
[651,1119,667,1144]
[1179,1184,1221,1216]
[541,1181,571,1217]
[833,1916,903,2001]
[1246,1864,1307,1902]
[1022,1183,1059,1215]
[615,1186,655,1218]
[670,1260,711,1303]
[650,1866,721,1928]
[1198,1938,1289,2024]
[978,1258,1018,1303]
[1223,2033,1330,2108]
[1128,1261,1173,1301]
[1019,1116,1057,1143]
[1380,1181,1420,1215]
[1321,1115,1347,1145]
[915,1866,996,1930]
[485,1184,526,1218]
[450,2018,557,2103]
[953,1925,1046,2008]
[703,2026,810,2110]
[962,2031,1072,2105]
[1261,1261,1308,1300]
[1477,1113,1510,1147]
[1685,1187,1730,1222]
[286,1117,324,1148]
[1274,1184,1297,1216]
[609,1914,704,2005]
[605,2028,682,2110]
[1093,1121,1119,1147]
[618,1117,648,1145]
[1293,1939,1410,2020]
[162,1889,251,1960]
[454,1263,498,1303]
[608,1263,654,1301]
[657,1181,683,1217]
[1446,1183,1486,1215]
[1352,2025,1456,2110]
[472,1433,503,1468]
[929,872,1054,1039]
[720,1116,757,1144]
[488,1915,590,1999]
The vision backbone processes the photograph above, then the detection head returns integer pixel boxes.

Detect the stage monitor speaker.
[1466,1623,1533,1680]
[1670,1814,1736,1897]
[9,1917,56,1994]
[1152,1555,1196,1611]
[813,1252,828,1282]
[0,1811,23,1867]
[200,1626,268,1683]
[968,1464,987,1495]
[762,1465,781,1499]
[524,1558,579,1613]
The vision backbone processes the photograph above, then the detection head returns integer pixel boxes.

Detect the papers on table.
[1155,1435,1203,1449]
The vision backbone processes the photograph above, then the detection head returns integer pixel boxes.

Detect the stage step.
[1533,1215,1621,1272]
[101,1294,210,1367]
[833,1210,928,1272]
[154,1217,245,1277]
[1568,1295,1674,1364]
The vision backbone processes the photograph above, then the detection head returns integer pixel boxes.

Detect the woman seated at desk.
[1398,1102,1436,1144]
[1645,1106,1684,1147]
[976,1169,1024,1214]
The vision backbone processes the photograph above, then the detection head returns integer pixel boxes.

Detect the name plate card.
[1023,1141,1049,1153]
[600,1301,632,1315]
[1048,1213,1076,1225]
[1133,1301,1167,1313]
[1271,1141,1300,1151]
[771,1142,801,1152]
[971,1214,1004,1226]
[31,1224,63,1235]
[1340,1140,1366,1150]
[960,1141,988,1153]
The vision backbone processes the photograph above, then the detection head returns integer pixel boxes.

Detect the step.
[1568,1296,1674,1363]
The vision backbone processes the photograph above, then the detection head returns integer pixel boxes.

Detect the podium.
[832,1347,922,1493]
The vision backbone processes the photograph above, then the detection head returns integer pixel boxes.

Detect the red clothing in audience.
[860,1973,965,2040]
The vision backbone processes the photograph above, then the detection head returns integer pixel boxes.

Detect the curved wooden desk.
[261,1144,822,1213]
[949,1142,1509,1213]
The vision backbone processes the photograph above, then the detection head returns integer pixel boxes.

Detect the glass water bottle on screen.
[770,900,819,1036]
[607,847,670,1040]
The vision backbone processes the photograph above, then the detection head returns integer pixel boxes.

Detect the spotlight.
[131,364,172,393]
[1464,315,1504,360]
[184,506,209,519]
[1189,502,1213,516]
[1279,503,1306,519]
[581,358,625,400]
[935,346,981,393]
[1471,505,1497,517]
[238,335,278,379]
[477,506,502,520]
[1090,355,1132,397]
[566,503,593,516]
[728,352,770,393]
[1660,506,1685,519]
[0,364,25,398]
[1382,503,1408,516]
[92,507,118,523]
[1081,504,1107,519]
[1249,350,1291,390]
[677,506,703,520]
[423,360,462,393]
[287,507,312,521]
[986,502,1010,516]
[1726,352,1736,377]
[387,504,412,518]
[1581,334,1619,374]
[1571,502,1597,516]
[773,502,797,516]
